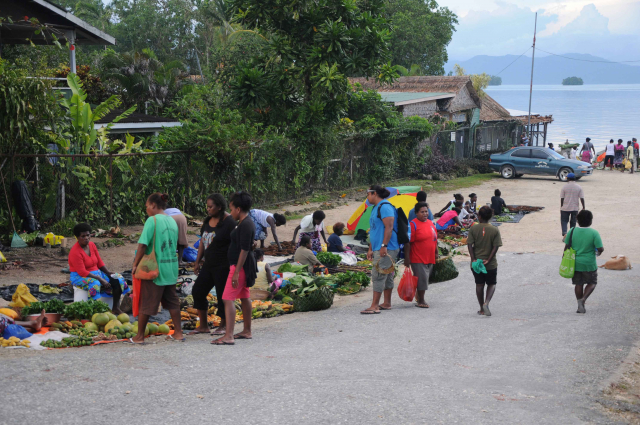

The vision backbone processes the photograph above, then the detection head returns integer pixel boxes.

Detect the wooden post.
[109,155,113,224]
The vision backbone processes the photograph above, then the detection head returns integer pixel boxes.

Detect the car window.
[531,149,550,159]
[548,150,564,159]
[511,149,531,158]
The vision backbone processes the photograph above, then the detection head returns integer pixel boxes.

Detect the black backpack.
[376,201,409,245]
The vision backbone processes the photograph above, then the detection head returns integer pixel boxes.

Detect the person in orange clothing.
[404,203,439,308]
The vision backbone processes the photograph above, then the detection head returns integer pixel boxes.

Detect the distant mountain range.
[445,53,640,84]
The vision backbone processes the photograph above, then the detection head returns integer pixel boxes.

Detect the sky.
[446,0,640,62]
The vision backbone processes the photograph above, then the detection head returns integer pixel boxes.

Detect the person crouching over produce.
[294,235,323,273]
[467,206,503,317]
[404,202,438,308]
[292,210,328,251]
[69,223,130,314]
[328,222,347,252]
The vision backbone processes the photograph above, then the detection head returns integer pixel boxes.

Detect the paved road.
[2,253,639,424]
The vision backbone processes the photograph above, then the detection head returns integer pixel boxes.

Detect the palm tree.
[395,64,424,76]
[74,1,113,33]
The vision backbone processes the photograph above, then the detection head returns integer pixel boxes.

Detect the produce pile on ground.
[316,251,342,267]
[506,205,543,213]
[1,336,30,348]
[262,241,297,256]
[19,299,66,316]
[61,299,111,320]
[277,263,371,298]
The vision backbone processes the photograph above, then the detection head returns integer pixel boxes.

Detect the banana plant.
[59,73,136,154]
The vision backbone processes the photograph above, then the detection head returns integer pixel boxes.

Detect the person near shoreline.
[580,137,596,159]
[69,223,130,314]
[361,185,399,315]
[634,138,639,171]
[248,209,286,250]
[604,139,615,170]
[213,191,256,346]
[164,204,189,266]
[564,210,604,314]
[292,211,327,252]
[408,191,433,222]
[467,206,502,317]
[294,235,323,273]
[490,189,507,217]
[614,139,625,170]
[436,193,463,217]
[560,173,585,240]
[548,143,554,151]
[131,193,183,344]
[626,141,635,174]
[190,194,236,336]
[404,202,438,309]
[328,222,347,252]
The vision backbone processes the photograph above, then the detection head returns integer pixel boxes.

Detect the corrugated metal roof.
[379,92,455,105]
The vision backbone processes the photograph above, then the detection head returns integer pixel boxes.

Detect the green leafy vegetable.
[20,298,67,315]
[278,263,309,274]
[63,299,110,320]
[316,251,342,267]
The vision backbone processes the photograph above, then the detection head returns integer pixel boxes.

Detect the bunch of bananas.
[0,337,30,348]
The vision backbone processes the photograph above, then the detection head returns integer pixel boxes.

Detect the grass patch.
[308,194,330,203]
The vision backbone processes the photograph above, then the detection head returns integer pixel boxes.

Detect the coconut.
[117,313,130,323]
[158,324,170,334]
[92,313,110,326]
[105,319,122,333]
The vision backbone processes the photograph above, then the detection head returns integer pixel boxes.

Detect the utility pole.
[527,13,537,145]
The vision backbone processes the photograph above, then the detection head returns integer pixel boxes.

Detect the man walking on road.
[361,185,399,315]
[467,206,502,317]
[560,173,585,241]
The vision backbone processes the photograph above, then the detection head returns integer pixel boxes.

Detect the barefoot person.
[0,309,48,334]
[560,173,585,240]
[361,185,399,314]
[467,206,503,317]
[404,202,438,308]
[292,211,327,251]
[190,194,236,336]
[68,223,130,314]
[213,191,256,345]
[131,193,183,344]
[248,209,286,250]
[564,210,604,314]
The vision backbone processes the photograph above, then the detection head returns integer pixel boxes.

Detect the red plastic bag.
[132,277,141,318]
[397,267,418,302]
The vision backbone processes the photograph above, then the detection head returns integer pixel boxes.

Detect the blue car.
[489,147,594,181]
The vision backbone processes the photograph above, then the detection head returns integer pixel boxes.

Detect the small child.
[328,222,346,252]
[253,249,274,291]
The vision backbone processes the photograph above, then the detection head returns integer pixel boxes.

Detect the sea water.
[486,84,640,152]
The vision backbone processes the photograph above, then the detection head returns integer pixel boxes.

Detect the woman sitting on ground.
[435,193,463,217]
[491,189,507,217]
[328,222,347,252]
[68,223,130,314]
[294,235,323,273]
[457,201,475,228]
[292,210,328,252]
[435,207,463,231]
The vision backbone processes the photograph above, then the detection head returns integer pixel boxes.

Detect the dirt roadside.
[1,169,637,287]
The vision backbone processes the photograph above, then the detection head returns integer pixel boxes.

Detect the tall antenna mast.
[527,12,537,144]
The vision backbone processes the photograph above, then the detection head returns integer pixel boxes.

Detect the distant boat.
[562,77,584,85]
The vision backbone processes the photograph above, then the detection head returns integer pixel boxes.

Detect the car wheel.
[500,165,515,179]
[558,167,572,181]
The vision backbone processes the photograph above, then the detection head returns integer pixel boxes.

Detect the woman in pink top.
[435,207,462,230]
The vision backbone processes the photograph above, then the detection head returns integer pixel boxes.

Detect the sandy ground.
[1,169,637,287]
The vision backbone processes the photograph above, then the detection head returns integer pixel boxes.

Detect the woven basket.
[293,286,335,312]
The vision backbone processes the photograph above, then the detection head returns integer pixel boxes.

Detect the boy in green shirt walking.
[564,210,604,314]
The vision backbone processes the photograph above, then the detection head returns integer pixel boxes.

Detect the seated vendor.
[436,207,463,230]
[253,249,274,291]
[68,223,130,314]
[294,235,323,273]
[328,222,347,252]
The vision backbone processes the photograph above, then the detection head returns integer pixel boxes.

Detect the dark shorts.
[192,264,230,311]
[605,155,614,165]
[472,268,497,285]
[139,279,180,316]
[572,270,597,286]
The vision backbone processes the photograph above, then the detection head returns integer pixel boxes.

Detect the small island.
[488,76,502,86]
[562,76,584,85]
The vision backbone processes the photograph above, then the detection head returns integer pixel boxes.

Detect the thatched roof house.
[349,76,482,122]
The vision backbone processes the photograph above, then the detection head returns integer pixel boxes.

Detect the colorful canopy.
[347,186,421,232]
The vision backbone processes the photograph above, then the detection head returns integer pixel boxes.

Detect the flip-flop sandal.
[211,339,235,345]
[378,306,391,310]
[188,330,209,335]
[210,328,226,335]
[477,311,485,315]
[483,305,491,317]
[360,310,381,314]
[415,304,430,308]
[126,338,145,345]
[166,335,186,342]
[233,334,252,340]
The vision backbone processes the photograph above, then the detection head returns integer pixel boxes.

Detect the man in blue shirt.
[408,191,433,222]
[361,185,399,314]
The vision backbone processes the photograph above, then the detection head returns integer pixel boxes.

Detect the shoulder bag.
[135,216,160,280]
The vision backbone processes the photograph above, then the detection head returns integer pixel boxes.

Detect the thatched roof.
[349,76,481,105]
[479,94,513,122]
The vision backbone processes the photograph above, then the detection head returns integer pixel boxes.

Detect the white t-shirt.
[459,208,469,220]
[250,209,273,228]
[606,143,615,155]
[300,214,325,233]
